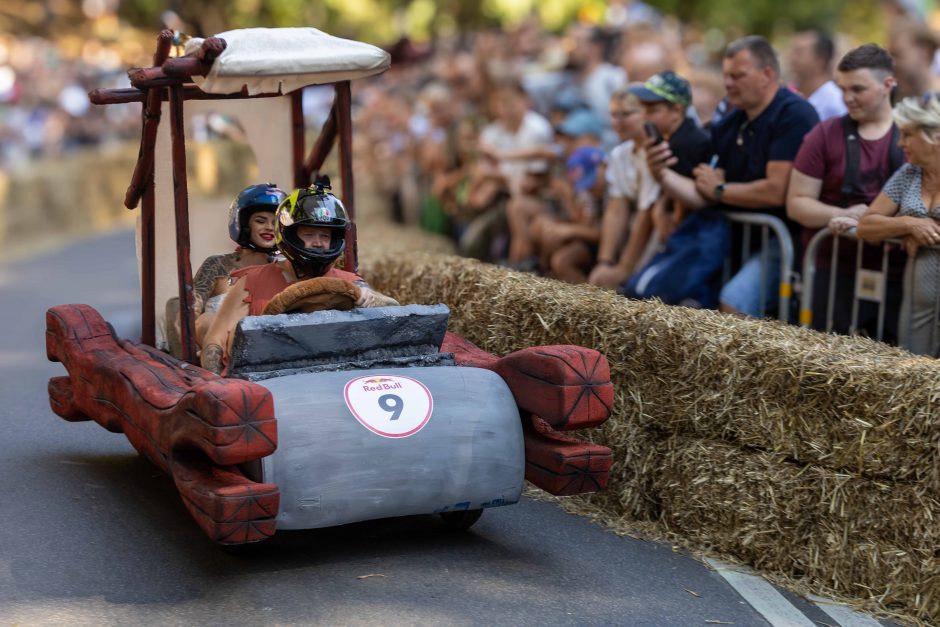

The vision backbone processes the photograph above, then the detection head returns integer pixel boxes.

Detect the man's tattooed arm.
[200,343,225,375]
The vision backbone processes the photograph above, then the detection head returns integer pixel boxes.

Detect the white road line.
[704,558,816,626]
[808,594,884,627]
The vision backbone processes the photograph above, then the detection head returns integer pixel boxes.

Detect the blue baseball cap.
[557,108,605,139]
[566,146,606,192]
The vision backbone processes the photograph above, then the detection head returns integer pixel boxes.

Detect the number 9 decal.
[344,375,433,438]
[378,394,404,421]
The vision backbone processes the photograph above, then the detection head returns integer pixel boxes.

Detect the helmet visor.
[250,190,287,207]
[279,191,349,228]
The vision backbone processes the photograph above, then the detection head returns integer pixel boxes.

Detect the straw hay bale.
[569,401,664,521]
[357,250,940,622]
[656,437,940,620]
[361,252,940,487]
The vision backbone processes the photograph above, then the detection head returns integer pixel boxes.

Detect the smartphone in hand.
[644,121,664,145]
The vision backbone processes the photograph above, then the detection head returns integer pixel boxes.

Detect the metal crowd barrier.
[800,227,896,341]
[723,211,796,321]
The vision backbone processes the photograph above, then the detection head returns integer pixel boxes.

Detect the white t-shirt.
[807,80,847,122]
[606,140,660,211]
[479,110,555,193]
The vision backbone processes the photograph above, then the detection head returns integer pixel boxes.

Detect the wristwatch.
[714,183,726,203]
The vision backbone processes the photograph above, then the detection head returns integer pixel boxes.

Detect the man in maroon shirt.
[787,44,904,340]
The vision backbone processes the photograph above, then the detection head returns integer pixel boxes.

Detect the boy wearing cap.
[603,71,729,308]
[632,71,710,178]
[631,71,712,246]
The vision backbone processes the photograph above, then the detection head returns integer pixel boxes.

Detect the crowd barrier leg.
[849,239,863,336]
[723,212,794,322]
[759,226,769,317]
[800,227,905,345]
[934,257,940,353]
[825,235,839,331]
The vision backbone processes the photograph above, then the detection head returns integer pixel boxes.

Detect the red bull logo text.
[361,377,402,392]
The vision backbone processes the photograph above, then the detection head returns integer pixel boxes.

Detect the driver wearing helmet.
[199,182,398,375]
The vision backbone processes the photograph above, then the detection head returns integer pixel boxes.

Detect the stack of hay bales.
[1,147,139,251]
[360,251,940,623]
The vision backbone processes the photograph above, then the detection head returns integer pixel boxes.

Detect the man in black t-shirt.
[647,37,819,318]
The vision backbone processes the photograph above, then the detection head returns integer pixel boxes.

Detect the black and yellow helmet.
[275,181,349,279]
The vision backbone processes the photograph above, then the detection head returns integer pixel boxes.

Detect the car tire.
[439,508,483,531]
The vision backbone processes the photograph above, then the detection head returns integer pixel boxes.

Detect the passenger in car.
[188,183,286,347]
[199,181,398,374]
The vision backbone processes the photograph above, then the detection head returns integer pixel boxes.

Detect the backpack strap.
[842,116,905,206]
[840,115,860,207]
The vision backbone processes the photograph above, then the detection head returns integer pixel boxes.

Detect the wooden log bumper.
[493,345,613,431]
[45,304,277,465]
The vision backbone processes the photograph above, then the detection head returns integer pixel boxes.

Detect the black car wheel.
[439,508,483,531]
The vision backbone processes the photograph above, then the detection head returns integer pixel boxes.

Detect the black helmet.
[275,182,349,279]
[228,183,287,252]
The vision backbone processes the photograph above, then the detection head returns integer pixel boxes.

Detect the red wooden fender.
[524,416,612,495]
[170,455,278,545]
[46,304,278,544]
[442,331,614,495]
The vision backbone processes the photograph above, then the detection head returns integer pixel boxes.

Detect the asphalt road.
[0,229,883,626]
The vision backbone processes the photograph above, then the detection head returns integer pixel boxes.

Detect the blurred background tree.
[0,0,916,48]
[112,0,889,43]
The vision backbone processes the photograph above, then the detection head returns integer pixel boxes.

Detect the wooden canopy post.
[138,30,173,347]
[301,101,337,184]
[335,81,356,272]
[139,142,157,347]
[291,90,306,188]
[168,84,198,364]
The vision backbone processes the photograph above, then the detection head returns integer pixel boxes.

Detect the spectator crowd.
[9,1,940,358]
[0,33,146,168]
[353,2,940,358]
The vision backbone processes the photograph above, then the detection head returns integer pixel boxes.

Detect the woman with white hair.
[858,92,940,355]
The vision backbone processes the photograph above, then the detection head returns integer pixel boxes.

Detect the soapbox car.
[45,28,614,545]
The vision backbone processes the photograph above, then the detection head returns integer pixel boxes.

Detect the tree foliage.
[112,0,882,45]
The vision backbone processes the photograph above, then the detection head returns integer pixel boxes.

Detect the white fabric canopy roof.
[185,27,390,95]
